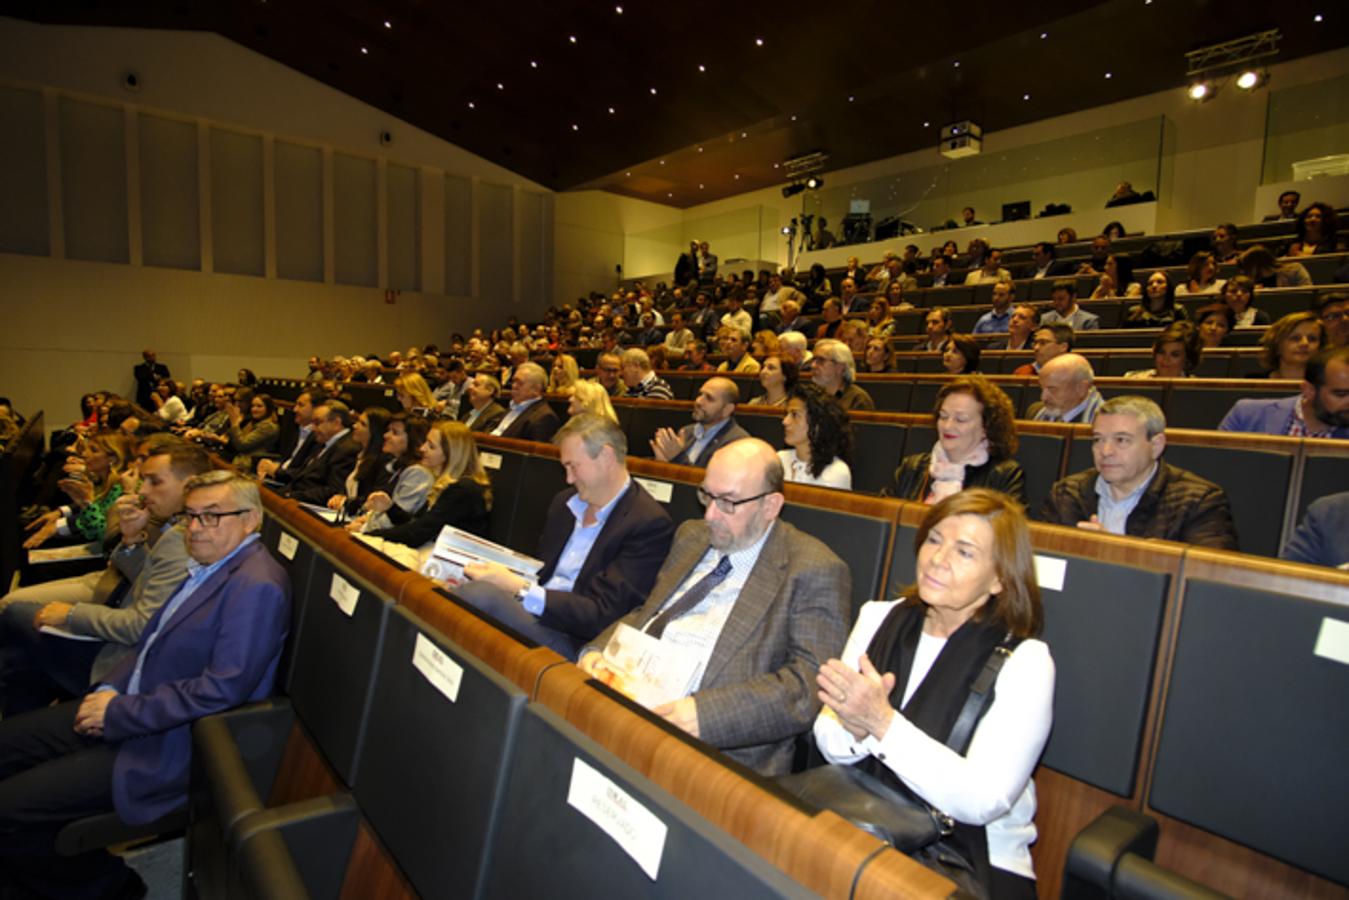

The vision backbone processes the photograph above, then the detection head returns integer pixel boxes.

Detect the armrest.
[1114,854,1230,900]
[1062,806,1160,899]
[194,699,296,807]
[234,794,361,900]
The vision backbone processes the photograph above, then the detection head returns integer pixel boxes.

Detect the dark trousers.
[0,616,101,718]
[450,580,580,660]
[0,700,130,898]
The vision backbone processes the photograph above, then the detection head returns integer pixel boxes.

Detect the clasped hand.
[817,653,896,743]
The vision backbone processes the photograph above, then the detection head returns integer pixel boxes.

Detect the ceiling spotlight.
[615,4,623,12]
[1187,81,1212,101]
[360,46,369,55]
[530,61,538,68]
[1235,69,1263,90]
[805,176,823,190]
[496,82,504,90]
[568,35,577,43]
[607,106,615,114]
[1104,71,1113,79]
[571,124,579,131]
[659,159,665,165]
[780,225,792,235]
[847,95,855,102]
[699,184,704,189]
[625,171,631,177]
[1314,13,1323,22]
[953,61,960,68]
[698,64,707,73]
[667,193,673,198]
[383,20,392,29]
[697,146,703,152]
[650,87,658,95]
[1022,93,1031,100]
[790,114,797,121]
[467,101,475,109]
[923,121,930,127]
[1040,32,1048,39]
[733,174,740,180]
[755,37,765,47]
[740,131,747,138]
[773,163,779,168]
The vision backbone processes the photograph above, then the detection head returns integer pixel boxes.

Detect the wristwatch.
[514,580,532,604]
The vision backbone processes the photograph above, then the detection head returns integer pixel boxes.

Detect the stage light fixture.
[805,176,823,190]
[1235,69,1263,90]
[782,183,806,198]
[1187,81,1211,101]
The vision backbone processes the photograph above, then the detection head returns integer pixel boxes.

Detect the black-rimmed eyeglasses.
[696,487,773,515]
[173,509,252,528]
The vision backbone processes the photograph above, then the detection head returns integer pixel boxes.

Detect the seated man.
[0,440,210,716]
[651,377,750,466]
[1041,396,1238,549]
[460,374,507,432]
[1039,279,1100,331]
[1320,293,1348,349]
[1281,491,1349,569]
[491,362,561,442]
[458,415,675,659]
[915,307,952,352]
[1013,322,1074,376]
[1021,242,1074,279]
[1218,346,1349,439]
[777,330,813,372]
[994,303,1039,352]
[963,247,1011,285]
[972,279,1016,333]
[620,347,675,399]
[262,400,360,504]
[812,339,875,411]
[579,439,849,776]
[1028,353,1103,423]
[0,470,289,899]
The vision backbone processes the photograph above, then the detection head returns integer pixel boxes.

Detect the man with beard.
[1219,347,1349,439]
[649,377,750,466]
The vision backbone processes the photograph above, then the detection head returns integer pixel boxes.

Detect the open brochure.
[28,541,103,564]
[39,625,102,642]
[297,503,341,524]
[420,525,543,588]
[594,623,701,710]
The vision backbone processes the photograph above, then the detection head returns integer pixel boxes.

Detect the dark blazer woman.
[368,477,490,547]
[883,453,1027,506]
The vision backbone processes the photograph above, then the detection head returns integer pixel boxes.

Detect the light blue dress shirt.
[521,479,632,616]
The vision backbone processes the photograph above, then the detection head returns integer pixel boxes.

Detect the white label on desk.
[277,533,298,561]
[1313,617,1349,666]
[384,389,395,397]
[566,757,667,880]
[412,633,463,702]
[329,574,360,617]
[633,477,673,504]
[480,451,503,470]
[1033,555,1066,592]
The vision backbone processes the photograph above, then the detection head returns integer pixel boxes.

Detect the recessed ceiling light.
[496,82,504,90]
[740,132,747,138]
[572,124,579,131]
[1313,13,1323,21]
[953,61,960,68]
[467,101,475,109]
[1023,93,1031,100]
[790,114,797,121]
[625,171,631,177]
[659,159,666,165]
[754,37,765,47]
[383,20,392,29]
[1040,32,1048,39]
[1105,71,1113,79]
[568,35,577,43]
[698,64,707,73]
[734,174,740,180]
[615,4,623,12]
[847,95,855,102]
[773,163,779,169]
[923,120,930,127]
[649,87,657,95]
[530,61,538,68]
[360,46,369,55]
[699,184,705,189]
[608,106,616,114]
[697,146,703,152]
[667,192,673,198]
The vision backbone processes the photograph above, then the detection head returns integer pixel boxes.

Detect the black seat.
[477,442,529,547]
[862,379,913,413]
[1062,805,1159,900]
[506,453,568,556]
[478,704,814,899]
[850,421,910,495]
[778,500,892,618]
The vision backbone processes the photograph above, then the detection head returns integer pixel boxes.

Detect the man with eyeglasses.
[580,438,849,776]
[1319,293,1348,348]
[456,414,673,659]
[0,470,290,899]
[0,440,211,717]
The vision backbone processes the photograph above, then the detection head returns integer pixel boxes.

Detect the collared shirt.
[627,372,674,400]
[685,418,730,465]
[1094,464,1157,535]
[1037,388,1104,424]
[126,533,260,694]
[491,397,540,436]
[521,479,632,615]
[973,309,1011,334]
[645,521,776,691]
[1287,398,1334,438]
[317,427,350,457]
[281,424,314,471]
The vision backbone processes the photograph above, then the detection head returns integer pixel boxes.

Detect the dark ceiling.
[5,1,1345,207]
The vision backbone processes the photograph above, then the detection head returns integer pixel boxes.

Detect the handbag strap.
[945,632,1022,756]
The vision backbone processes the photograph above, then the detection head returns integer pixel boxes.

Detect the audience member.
[779,383,852,489]
[751,329,781,361]
[151,379,190,425]
[720,294,753,334]
[432,359,470,418]
[662,312,695,360]
[812,339,876,411]
[749,356,796,408]
[1263,189,1299,221]
[651,377,750,466]
[1285,202,1343,256]
[548,353,581,396]
[23,432,132,550]
[942,334,981,375]
[1219,346,1349,439]
[916,307,953,352]
[0,469,288,900]
[867,298,897,339]
[963,248,1011,285]
[861,337,895,374]
[620,348,674,399]
[267,401,360,505]
[1088,253,1140,299]
[1195,303,1235,348]
[456,414,674,659]
[814,298,844,340]
[1211,223,1241,263]
[351,412,433,532]
[973,280,1015,333]
[132,350,169,409]
[775,298,809,335]
[996,304,1039,352]
[1022,241,1073,279]
[929,254,954,287]
[460,374,507,432]
[1077,235,1112,275]
[717,326,761,374]
[1318,293,1348,348]
[1280,491,1349,569]
[326,407,393,516]
[580,438,849,776]
[837,320,869,359]
[593,351,625,397]
[568,379,619,423]
[883,378,1025,504]
[1123,271,1188,328]
[1221,275,1269,327]
[1029,353,1104,423]
[223,392,280,472]
[813,488,1052,897]
[1041,396,1238,548]
[1124,323,1201,379]
[365,421,491,548]
[491,362,560,441]
[1252,311,1325,380]
[1237,246,1312,288]
[1175,251,1225,296]
[1013,322,1074,376]
[678,340,715,371]
[1041,279,1095,333]
[778,331,813,373]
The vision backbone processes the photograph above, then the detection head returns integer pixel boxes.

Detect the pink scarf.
[925,438,990,504]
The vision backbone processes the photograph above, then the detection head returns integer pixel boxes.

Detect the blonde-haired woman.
[550,353,581,395]
[24,432,133,548]
[395,372,438,411]
[568,380,618,423]
[366,421,492,547]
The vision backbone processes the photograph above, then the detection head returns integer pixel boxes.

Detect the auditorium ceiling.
[6,0,1345,207]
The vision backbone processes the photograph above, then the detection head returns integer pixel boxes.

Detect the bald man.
[1029,353,1104,423]
[581,439,849,776]
[650,377,750,466]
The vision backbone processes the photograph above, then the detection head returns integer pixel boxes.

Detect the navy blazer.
[284,435,361,505]
[101,538,290,824]
[498,400,561,443]
[534,482,674,642]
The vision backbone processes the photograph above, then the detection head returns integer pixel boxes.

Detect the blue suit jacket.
[101,539,290,824]
[1219,395,1349,439]
[1281,492,1349,568]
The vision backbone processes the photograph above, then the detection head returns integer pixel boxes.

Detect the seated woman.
[1250,311,1325,381]
[365,421,492,548]
[23,432,132,549]
[224,392,280,472]
[152,379,190,425]
[549,353,580,395]
[327,407,392,515]
[884,378,1026,505]
[1123,271,1189,328]
[884,280,914,314]
[870,297,900,337]
[1285,202,1344,257]
[1237,245,1312,289]
[1088,253,1140,299]
[751,329,781,360]
[1221,275,1269,327]
[394,372,438,413]
[236,368,258,388]
[1174,251,1224,296]
[862,337,895,374]
[1194,303,1235,349]
[1124,323,1201,378]
[813,488,1053,900]
[942,334,981,375]
[568,379,618,423]
[350,412,433,532]
[749,355,798,407]
[779,382,852,490]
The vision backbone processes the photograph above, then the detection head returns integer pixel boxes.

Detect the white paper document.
[412,632,464,702]
[28,542,103,563]
[420,525,543,588]
[566,757,668,880]
[298,503,340,523]
[276,532,299,560]
[595,623,700,709]
[329,573,361,616]
[38,625,102,642]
